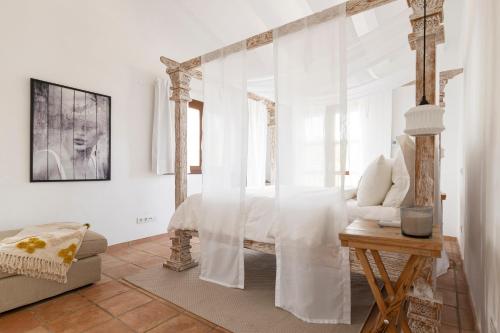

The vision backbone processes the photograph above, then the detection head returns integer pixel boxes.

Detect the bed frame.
[161,0,447,273]
[169,229,411,283]
[160,0,457,329]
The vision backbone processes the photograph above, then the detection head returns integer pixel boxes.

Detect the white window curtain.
[247,99,268,187]
[199,42,248,288]
[273,4,350,323]
[152,78,175,175]
[346,90,392,187]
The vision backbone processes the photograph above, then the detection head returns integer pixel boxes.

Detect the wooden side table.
[339,219,442,333]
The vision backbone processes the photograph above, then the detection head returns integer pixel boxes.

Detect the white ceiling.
[128,0,463,98]
[130,0,415,61]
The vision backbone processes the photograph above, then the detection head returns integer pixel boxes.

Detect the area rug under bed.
[125,250,374,333]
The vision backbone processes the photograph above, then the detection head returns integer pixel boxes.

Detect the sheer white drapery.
[199,42,248,288]
[344,4,414,187]
[273,4,350,323]
[346,90,392,187]
[247,99,268,187]
[152,78,175,175]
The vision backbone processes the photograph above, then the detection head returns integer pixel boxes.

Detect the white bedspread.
[169,187,400,244]
[169,187,276,243]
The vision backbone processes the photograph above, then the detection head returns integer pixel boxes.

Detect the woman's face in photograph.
[73,119,98,152]
[72,94,100,152]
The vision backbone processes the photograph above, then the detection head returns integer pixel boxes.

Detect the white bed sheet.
[169,188,400,243]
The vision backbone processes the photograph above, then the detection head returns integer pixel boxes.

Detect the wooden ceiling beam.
[439,68,463,107]
[346,0,397,16]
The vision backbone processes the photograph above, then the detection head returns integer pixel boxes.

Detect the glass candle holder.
[400,206,433,238]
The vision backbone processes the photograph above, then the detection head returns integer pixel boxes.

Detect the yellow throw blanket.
[0,222,89,283]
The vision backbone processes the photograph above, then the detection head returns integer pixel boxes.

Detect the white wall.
[440,76,464,238]
[391,85,415,156]
[0,0,202,245]
[461,0,500,331]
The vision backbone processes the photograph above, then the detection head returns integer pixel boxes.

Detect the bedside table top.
[339,219,442,258]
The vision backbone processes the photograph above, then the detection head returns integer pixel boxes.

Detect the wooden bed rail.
[182,229,409,283]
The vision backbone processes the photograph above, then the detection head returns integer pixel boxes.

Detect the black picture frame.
[30,78,111,182]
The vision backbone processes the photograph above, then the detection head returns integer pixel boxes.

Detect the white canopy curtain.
[152,78,175,175]
[199,2,349,323]
[199,42,248,288]
[273,4,350,324]
[247,98,268,187]
[344,3,414,188]
[346,90,392,187]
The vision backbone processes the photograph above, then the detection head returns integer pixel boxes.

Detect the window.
[187,100,203,174]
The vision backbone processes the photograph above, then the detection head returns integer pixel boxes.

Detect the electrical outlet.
[136,216,156,224]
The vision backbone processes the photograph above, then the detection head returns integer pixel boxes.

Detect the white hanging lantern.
[404,104,444,136]
[404,0,445,137]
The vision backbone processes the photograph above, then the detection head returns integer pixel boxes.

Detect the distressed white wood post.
[407,0,445,208]
[265,101,276,185]
[161,58,198,271]
[406,1,446,331]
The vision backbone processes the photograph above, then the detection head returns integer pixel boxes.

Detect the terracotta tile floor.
[0,234,476,332]
[437,237,479,333]
[0,233,227,333]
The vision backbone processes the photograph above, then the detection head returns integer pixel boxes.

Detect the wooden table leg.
[356,249,427,333]
[371,250,395,298]
[387,255,425,332]
[355,249,397,333]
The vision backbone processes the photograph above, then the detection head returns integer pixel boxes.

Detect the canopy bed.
[160,0,449,328]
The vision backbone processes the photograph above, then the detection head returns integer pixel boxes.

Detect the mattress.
[169,188,400,244]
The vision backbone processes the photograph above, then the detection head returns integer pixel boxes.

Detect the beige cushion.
[0,230,18,241]
[76,230,108,259]
[357,155,393,207]
[0,255,101,313]
[0,228,107,279]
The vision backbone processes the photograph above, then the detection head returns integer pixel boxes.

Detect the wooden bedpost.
[407,0,445,207]
[406,1,446,330]
[161,57,198,271]
[265,101,276,185]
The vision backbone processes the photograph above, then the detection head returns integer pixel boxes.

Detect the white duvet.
[168,187,400,244]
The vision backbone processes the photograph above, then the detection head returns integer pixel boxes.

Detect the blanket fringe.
[0,252,68,283]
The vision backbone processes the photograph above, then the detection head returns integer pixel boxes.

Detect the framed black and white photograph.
[30,79,111,182]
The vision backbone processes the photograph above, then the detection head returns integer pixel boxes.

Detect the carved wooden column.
[406,2,446,331]
[265,101,276,185]
[408,0,445,207]
[160,57,198,271]
[168,68,191,209]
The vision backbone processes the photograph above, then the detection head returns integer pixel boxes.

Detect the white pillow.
[357,155,393,207]
[396,135,416,207]
[383,150,410,207]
